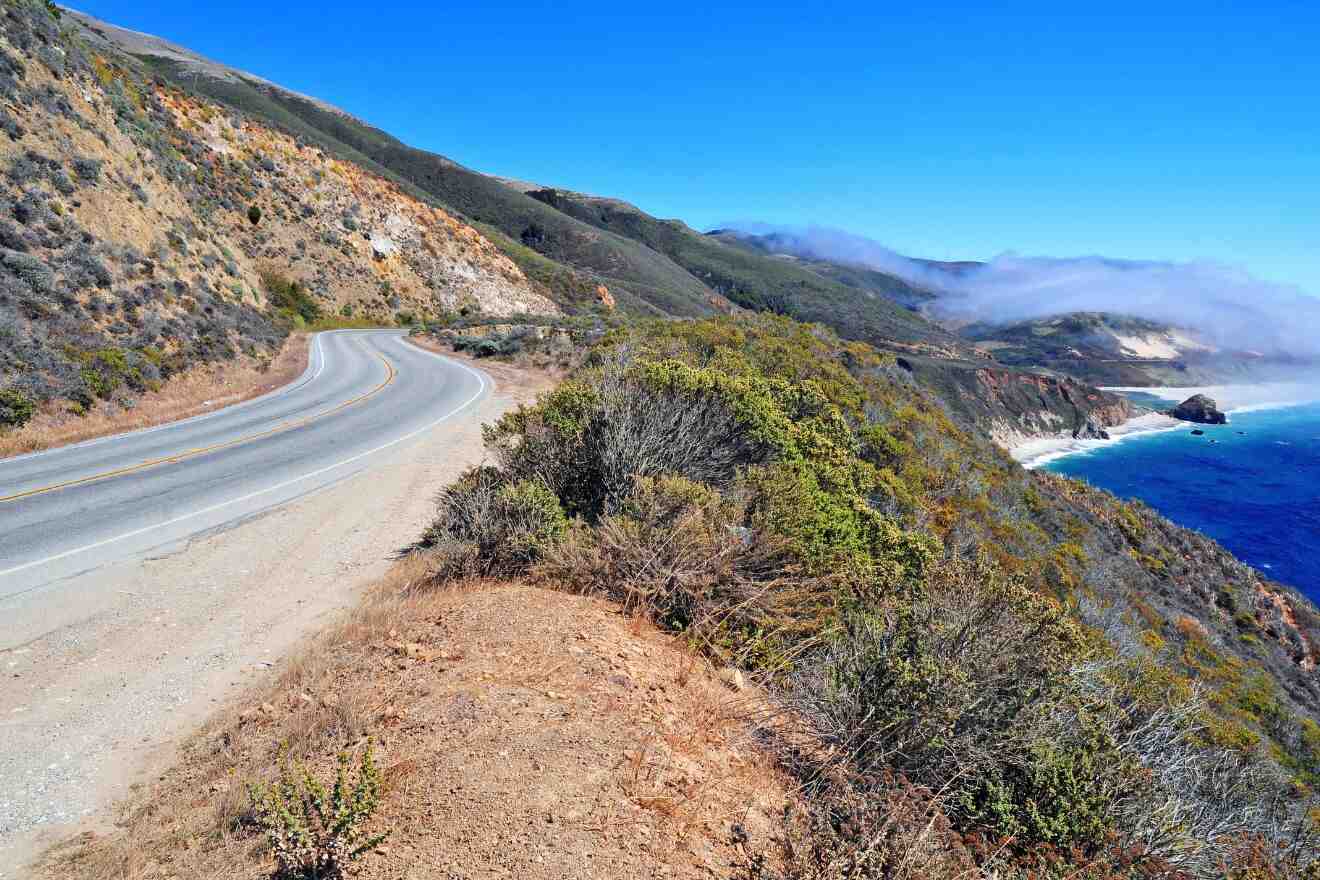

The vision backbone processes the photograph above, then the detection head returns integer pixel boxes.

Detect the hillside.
[40,313,1320,880]
[54,7,1180,455]
[64,8,726,319]
[415,315,1320,875]
[960,312,1226,385]
[716,230,1289,387]
[9,3,1320,876]
[0,1,553,429]
[512,186,970,355]
[707,226,940,311]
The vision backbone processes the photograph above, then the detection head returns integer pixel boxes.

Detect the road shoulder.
[0,359,551,876]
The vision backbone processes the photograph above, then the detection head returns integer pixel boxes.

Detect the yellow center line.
[0,352,397,506]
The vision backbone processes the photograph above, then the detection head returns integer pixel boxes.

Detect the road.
[0,329,502,874]
[0,330,485,603]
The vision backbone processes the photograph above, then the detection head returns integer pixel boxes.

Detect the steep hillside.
[64,8,727,319]
[513,186,970,354]
[55,7,1175,456]
[707,226,940,311]
[716,230,1287,387]
[418,314,1320,875]
[0,1,553,426]
[898,353,1139,447]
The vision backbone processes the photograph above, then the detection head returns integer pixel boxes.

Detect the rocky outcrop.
[1169,394,1227,424]
[904,359,1138,450]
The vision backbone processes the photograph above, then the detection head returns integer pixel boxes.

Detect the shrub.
[483,353,799,519]
[739,770,977,880]
[248,204,262,225]
[420,467,567,579]
[263,271,321,324]
[248,742,388,880]
[2,249,54,292]
[784,554,1116,849]
[71,157,102,184]
[536,475,837,668]
[0,386,35,428]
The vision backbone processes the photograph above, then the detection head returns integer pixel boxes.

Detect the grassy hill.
[521,187,972,353]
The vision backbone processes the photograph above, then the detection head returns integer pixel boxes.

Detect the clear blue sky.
[73,0,1319,294]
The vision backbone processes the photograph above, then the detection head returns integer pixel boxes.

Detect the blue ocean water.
[1044,400,1320,601]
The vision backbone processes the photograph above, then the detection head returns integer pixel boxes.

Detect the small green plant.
[248,741,388,880]
[248,204,262,225]
[0,387,35,429]
[263,271,322,324]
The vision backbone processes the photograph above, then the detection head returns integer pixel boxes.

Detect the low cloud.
[730,224,1320,359]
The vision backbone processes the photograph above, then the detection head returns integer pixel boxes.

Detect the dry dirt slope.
[41,575,789,880]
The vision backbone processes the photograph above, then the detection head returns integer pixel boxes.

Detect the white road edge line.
[0,338,489,581]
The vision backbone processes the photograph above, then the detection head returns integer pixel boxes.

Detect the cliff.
[899,356,1138,449]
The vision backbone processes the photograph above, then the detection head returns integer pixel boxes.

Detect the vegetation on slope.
[0,0,551,429]
[522,188,967,352]
[421,313,1320,877]
[100,49,724,318]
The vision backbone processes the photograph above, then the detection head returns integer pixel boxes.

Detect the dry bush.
[534,474,837,670]
[734,768,981,880]
[418,466,566,580]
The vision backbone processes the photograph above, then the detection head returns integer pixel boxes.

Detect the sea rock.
[1169,394,1227,425]
[1072,417,1111,440]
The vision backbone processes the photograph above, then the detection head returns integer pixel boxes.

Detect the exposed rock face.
[905,360,1137,450]
[1169,394,1227,424]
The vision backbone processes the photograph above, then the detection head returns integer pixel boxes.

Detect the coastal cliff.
[900,356,1138,449]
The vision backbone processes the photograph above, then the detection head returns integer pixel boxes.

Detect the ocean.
[1043,397,1320,601]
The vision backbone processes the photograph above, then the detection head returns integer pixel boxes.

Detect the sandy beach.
[1011,382,1320,468]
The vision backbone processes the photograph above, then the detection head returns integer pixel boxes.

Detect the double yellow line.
[0,352,397,506]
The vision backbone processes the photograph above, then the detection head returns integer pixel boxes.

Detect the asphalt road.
[0,330,488,603]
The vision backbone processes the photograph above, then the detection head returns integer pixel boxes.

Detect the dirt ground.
[39,576,789,879]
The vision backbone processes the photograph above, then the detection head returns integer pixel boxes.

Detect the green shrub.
[263,271,322,324]
[248,742,387,880]
[248,204,262,225]
[0,386,35,429]
[420,468,566,579]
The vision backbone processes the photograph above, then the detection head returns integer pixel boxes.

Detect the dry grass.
[38,557,789,880]
[0,335,310,460]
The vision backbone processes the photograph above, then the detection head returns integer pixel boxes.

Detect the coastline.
[1010,382,1320,469]
[1011,411,1183,469]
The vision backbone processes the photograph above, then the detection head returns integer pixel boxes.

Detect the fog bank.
[731,224,1320,359]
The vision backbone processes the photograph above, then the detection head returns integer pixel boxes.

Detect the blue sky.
[72,0,1319,294]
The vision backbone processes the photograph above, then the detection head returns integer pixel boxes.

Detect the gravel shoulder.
[0,357,551,877]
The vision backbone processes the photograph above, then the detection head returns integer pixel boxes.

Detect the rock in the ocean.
[1191,429,1205,436]
[1169,394,1227,425]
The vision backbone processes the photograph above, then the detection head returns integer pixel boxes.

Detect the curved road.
[0,330,488,601]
